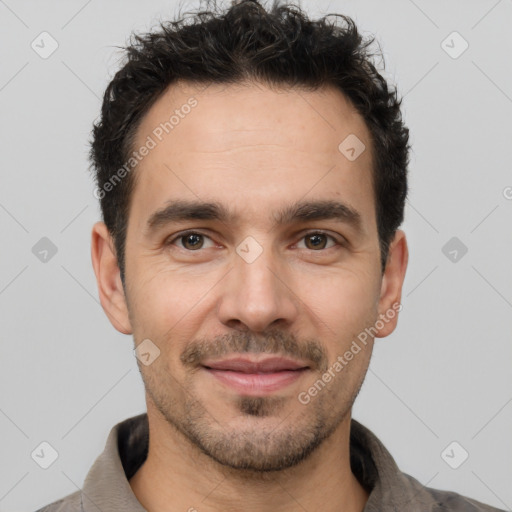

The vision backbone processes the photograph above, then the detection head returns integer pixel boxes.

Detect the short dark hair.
[89,0,410,284]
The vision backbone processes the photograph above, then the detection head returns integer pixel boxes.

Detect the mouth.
[201,356,310,395]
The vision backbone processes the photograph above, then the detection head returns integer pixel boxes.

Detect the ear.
[374,229,408,338]
[91,221,132,334]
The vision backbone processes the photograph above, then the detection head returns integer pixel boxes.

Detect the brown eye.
[181,233,204,250]
[305,233,328,250]
[299,232,339,251]
[167,231,215,251]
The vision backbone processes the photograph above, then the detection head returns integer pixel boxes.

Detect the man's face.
[113,81,400,472]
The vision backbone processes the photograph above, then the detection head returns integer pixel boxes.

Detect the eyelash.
[165,230,345,252]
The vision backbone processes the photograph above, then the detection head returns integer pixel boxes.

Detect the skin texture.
[91,80,408,512]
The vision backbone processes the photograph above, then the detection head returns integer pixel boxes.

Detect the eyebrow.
[145,198,363,235]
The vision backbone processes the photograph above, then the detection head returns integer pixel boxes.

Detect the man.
[35,0,505,510]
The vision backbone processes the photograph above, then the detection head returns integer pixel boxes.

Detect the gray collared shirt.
[34,413,506,512]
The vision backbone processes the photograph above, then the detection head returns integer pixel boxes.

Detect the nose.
[216,239,299,332]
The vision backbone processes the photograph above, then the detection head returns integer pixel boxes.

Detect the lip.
[201,356,310,396]
[201,356,310,373]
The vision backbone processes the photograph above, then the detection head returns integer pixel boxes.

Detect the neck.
[129,402,369,512]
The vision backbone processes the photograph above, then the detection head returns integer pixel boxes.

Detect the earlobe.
[91,221,133,334]
[375,229,409,338]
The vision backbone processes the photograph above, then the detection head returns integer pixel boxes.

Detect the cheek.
[297,269,379,374]
[127,269,216,342]
[299,268,378,330]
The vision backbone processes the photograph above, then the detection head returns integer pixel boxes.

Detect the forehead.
[136,80,371,156]
[129,80,376,232]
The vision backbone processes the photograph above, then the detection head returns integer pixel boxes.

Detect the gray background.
[1,0,511,510]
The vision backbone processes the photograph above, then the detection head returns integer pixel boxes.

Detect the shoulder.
[429,487,506,512]
[33,490,82,512]
[403,473,507,511]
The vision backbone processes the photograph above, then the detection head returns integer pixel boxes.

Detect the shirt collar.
[79,413,438,512]
[81,414,148,512]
